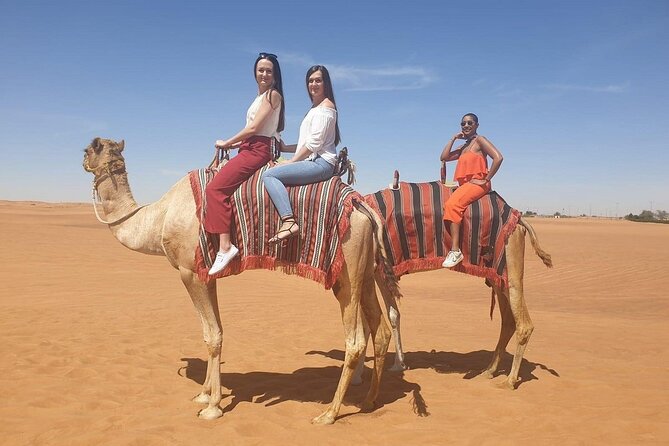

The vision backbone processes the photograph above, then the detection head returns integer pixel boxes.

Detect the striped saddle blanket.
[364,181,520,288]
[189,165,361,288]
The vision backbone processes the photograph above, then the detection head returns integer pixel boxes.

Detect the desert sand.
[1,200,667,445]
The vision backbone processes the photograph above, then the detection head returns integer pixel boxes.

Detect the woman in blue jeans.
[262,65,341,245]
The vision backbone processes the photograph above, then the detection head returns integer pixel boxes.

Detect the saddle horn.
[334,147,356,185]
[389,170,400,190]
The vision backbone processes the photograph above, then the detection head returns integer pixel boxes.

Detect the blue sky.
[1,0,667,216]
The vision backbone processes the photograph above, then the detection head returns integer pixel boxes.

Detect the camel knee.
[378,317,392,343]
[515,324,534,346]
[344,340,367,368]
[205,332,222,356]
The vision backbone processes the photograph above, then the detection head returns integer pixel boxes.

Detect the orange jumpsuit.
[443,151,491,224]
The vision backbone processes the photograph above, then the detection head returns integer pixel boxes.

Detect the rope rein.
[85,157,146,225]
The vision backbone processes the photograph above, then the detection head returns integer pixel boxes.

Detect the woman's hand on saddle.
[269,157,291,168]
[215,139,230,149]
[215,139,241,150]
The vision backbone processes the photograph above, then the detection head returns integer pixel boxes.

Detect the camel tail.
[489,287,496,320]
[519,218,553,268]
[356,201,402,301]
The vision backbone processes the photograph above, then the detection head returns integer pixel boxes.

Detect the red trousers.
[443,181,491,224]
[204,136,273,233]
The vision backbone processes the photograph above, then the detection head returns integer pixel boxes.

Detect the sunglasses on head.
[259,52,277,59]
[461,120,476,126]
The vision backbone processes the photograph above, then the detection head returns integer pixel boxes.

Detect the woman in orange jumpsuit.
[440,113,503,267]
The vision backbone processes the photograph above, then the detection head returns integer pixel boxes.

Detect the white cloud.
[276,50,436,92]
[545,82,629,93]
[329,65,436,91]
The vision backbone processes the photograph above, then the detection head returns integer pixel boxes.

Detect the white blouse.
[246,91,281,140]
[297,106,337,165]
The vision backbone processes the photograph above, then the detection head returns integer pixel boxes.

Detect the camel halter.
[84,156,146,225]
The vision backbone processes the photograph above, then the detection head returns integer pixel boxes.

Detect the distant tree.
[553,212,561,217]
[523,210,537,217]
[639,210,654,221]
[656,210,668,221]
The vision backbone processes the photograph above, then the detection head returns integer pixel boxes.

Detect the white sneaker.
[208,245,239,275]
[442,250,463,268]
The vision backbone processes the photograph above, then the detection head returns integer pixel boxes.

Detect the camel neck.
[96,171,139,223]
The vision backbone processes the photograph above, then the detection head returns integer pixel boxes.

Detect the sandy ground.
[1,200,667,445]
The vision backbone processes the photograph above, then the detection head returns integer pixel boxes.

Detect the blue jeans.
[262,157,335,218]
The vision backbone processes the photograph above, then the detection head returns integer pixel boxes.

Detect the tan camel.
[82,137,397,424]
[354,185,553,390]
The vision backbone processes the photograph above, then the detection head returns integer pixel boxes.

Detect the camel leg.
[500,226,533,389]
[191,311,215,404]
[312,265,367,425]
[359,268,391,411]
[351,269,401,385]
[375,270,406,372]
[481,285,515,379]
[312,213,371,425]
[179,267,224,419]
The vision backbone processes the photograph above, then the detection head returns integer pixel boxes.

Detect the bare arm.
[287,146,312,163]
[215,90,282,149]
[476,136,503,183]
[440,132,465,162]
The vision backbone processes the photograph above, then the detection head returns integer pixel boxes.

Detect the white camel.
[82,137,399,424]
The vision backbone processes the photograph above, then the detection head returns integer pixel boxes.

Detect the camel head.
[83,137,126,176]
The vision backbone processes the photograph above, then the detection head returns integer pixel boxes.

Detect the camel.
[82,137,398,424]
[353,175,553,390]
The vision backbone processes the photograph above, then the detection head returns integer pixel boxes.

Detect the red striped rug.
[364,181,520,288]
[189,165,362,288]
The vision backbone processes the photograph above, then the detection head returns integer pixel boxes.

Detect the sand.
[1,200,667,445]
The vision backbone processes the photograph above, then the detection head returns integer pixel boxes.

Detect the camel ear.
[92,137,102,153]
[118,139,125,152]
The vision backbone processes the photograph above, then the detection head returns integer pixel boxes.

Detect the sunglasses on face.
[461,120,476,126]
[259,52,278,59]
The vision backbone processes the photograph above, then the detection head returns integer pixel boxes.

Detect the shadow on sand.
[406,349,558,385]
[308,348,559,388]
[178,348,558,419]
[178,354,430,418]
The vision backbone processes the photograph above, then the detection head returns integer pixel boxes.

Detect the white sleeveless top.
[246,90,281,139]
[298,106,338,165]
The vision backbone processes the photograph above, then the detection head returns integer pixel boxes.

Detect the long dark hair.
[306,65,340,146]
[254,53,285,133]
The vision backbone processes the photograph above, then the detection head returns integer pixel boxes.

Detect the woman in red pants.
[205,52,285,275]
[440,113,503,268]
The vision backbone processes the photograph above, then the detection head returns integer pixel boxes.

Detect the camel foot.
[192,392,210,404]
[479,369,495,380]
[359,399,376,413]
[311,410,336,425]
[493,377,518,390]
[198,405,223,420]
[388,362,407,372]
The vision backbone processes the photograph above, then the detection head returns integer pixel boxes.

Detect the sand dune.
[1,201,667,445]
